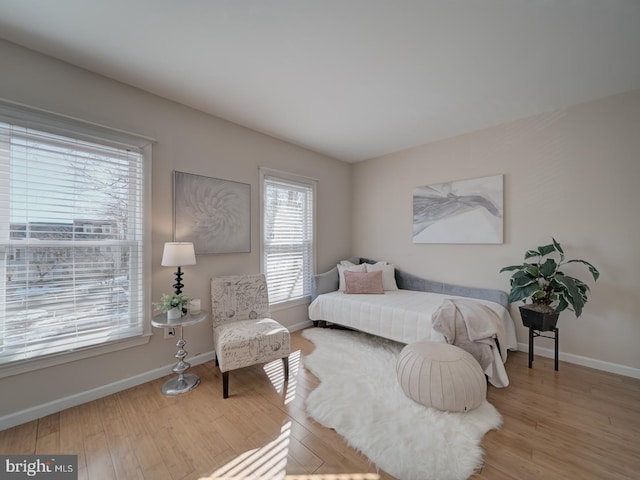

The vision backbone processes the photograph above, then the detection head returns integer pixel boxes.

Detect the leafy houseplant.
[500,238,599,330]
[154,293,191,319]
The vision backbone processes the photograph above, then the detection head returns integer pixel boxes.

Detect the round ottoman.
[396,341,486,412]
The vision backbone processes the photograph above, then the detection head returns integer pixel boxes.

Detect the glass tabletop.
[151,311,208,328]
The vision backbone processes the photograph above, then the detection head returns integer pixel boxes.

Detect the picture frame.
[173,171,251,254]
[413,174,504,244]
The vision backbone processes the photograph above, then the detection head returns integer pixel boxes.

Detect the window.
[261,169,315,305]
[0,101,152,370]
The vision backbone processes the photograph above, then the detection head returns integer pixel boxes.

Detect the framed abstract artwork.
[413,174,503,244]
[173,171,251,254]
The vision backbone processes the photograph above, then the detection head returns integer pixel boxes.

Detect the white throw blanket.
[432,299,510,387]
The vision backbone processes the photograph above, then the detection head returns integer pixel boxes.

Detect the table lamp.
[161,242,196,295]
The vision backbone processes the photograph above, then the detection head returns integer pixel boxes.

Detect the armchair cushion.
[214,318,290,373]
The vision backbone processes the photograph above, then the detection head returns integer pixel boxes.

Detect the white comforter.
[308,289,518,355]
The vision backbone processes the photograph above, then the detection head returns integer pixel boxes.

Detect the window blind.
[262,173,315,304]
[0,119,148,366]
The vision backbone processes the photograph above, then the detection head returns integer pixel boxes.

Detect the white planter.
[167,307,182,320]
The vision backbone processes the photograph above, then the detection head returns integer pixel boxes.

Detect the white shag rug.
[302,328,502,480]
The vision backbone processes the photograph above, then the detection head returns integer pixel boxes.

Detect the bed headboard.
[312,257,509,310]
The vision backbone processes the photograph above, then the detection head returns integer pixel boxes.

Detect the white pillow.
[340,260,359,266]
[365,261,398,290]
[337,263,366,291]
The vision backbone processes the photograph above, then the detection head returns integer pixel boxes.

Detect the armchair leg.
[223,371,229,399]
[282,356,289,382]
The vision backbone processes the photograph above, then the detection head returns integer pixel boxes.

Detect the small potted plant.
[154,293,192,320]
[500,238,599,330]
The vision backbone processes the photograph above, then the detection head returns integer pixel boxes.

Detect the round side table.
[151,311,208,395]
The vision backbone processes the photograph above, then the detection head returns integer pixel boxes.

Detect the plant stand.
[528,326,559,371]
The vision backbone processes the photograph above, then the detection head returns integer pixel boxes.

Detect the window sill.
[270,296,311,313]
[0,333,152,379]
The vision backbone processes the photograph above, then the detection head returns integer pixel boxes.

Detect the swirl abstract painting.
[173,171,251,254]
[413,174,503,244]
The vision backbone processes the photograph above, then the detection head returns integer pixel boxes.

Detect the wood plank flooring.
[1,330,639,479]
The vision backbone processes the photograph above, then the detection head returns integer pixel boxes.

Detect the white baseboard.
[289,319,313,332]
[0,351,216,432]
[517,342,640,379]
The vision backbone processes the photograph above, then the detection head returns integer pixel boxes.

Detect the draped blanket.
[432,299,510,387]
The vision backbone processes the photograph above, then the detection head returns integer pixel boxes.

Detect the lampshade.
[161,242,196,267]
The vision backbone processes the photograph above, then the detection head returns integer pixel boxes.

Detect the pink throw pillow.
[343,270,384,294]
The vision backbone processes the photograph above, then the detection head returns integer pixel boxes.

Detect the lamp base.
[173,266,185,295]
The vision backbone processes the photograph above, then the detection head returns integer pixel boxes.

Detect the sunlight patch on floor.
[199,351,309,480]
[284,475,380,479]
[200,422,291,479]
[264,349,301,404]
[199,417,378,480]
[198,350,377,479]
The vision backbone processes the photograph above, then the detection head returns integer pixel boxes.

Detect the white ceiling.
[1,1,639,163]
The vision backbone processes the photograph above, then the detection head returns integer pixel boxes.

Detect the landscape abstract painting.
[413,174,503,244]
[173,171,250,254]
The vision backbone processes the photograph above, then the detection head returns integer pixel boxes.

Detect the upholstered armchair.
[210,273,290,398]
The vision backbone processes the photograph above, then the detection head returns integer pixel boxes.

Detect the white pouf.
[396,340,486,412]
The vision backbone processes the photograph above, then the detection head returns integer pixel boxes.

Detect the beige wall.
[353,89,640,372]
[0,39,352,420]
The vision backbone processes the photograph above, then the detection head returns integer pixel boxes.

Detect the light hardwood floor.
[1,330,639,479]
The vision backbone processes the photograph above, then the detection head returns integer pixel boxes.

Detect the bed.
[308,257,518,387]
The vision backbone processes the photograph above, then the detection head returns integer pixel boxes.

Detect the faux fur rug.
[302,328,502,480]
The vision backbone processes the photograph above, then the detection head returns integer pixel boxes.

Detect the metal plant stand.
[528,326,559,371]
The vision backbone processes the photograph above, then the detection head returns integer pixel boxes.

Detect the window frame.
[260,167,317,309]
[0,100,154,378]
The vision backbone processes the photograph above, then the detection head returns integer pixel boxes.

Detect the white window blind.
[0,109,149,366]
[262,171,315,304]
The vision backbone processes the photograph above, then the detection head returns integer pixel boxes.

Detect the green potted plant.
[500,238,599,330]
[154,293,192,320]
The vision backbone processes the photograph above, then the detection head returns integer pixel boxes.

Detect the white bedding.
[308,289,518,351]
